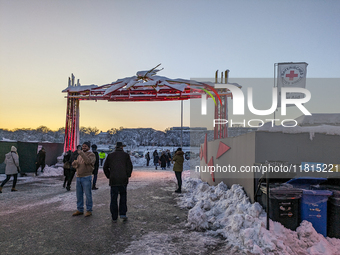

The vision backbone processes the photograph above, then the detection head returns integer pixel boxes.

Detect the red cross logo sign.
[279,64,306,86]
[285,70,298,81]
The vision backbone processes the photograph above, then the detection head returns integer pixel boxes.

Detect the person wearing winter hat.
[172,148,184,193]
[72,142,96,217]
[35,147,46,175]
[103,142,133,222]
[0,146,20,193]
[91,144,99,190]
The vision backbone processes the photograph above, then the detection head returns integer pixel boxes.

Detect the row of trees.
[0,126,213,146]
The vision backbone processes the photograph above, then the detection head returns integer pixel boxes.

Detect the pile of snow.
[177,177,340,254]
[185,156,200,171]
[38,165,63,176]
[130,156,148,167]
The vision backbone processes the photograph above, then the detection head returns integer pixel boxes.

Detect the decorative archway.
[62,65,237,152]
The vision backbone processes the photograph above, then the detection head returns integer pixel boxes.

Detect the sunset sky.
[0,0,339,132]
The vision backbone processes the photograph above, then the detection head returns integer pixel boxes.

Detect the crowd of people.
[151,149,173,170]
[1,142,184,220]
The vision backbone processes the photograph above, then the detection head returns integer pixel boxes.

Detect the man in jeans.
[103,142,133,222]
[72,142,96,217]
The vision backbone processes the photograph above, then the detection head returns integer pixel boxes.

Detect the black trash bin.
[328,196,340,238]
[262,185,302,231]
[311,185,340,238]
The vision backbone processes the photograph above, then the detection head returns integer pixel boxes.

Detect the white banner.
[277,62,308,107]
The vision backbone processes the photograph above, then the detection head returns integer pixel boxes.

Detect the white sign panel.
[277,62,308,107]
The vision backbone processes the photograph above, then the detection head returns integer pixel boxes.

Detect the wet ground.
[1,168,227,255]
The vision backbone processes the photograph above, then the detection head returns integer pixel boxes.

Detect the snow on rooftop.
[61,65,240,95]
[258,124,340,140]
[258,114,340,140]
[62,84,98,93]
[295,113,340,126]
[1,137,17,142]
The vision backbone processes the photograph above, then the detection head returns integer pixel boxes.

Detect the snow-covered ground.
[1,161,340,254]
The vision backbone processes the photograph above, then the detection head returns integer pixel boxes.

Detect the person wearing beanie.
[0,146,20,193]
[172,148,184,193]
[91,144,99,190]
[72,142,96,217]
[35,147,46,175]
[83,141,91,148]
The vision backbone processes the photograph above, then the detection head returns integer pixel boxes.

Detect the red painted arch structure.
[62,65,237,152]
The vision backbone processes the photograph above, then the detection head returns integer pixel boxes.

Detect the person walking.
[172,148,184,193]
[91,144,99,190]
[0,146,20,193]
[160,152,167,170]
[35,147,46,175]
[103,142,133,222]
[99,151,106,166]
[145,152,150,166]
[66,145,81,191]
[72,142,96,217]
[166,150,172,168]
[153,150,159,170]
[63,150,72,188]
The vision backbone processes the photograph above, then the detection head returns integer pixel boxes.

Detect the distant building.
[169,127,207,132]
[294,113,340,126]
[228,127,258,137]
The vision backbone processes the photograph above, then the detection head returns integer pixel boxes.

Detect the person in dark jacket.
[63,150,72,188]
[145,152,150,166]
[103,142,133,222]
[66,145,81,191]
[35,147,46,175]
[159,152,167,170]
[153,150,159,170]
[166,150,172,168]
[172,148,184,193]
[91,144,99,190]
